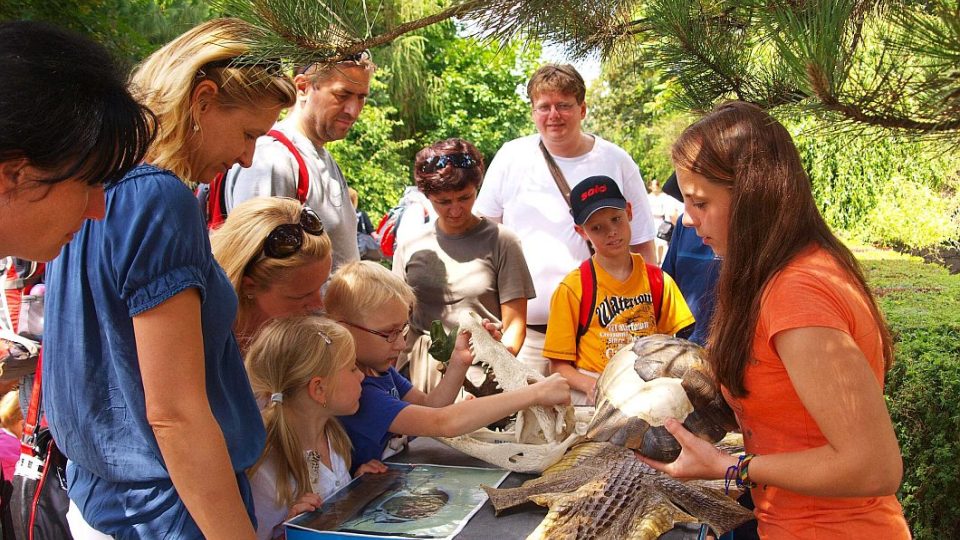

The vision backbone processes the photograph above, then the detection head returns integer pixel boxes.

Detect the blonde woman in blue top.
[43,19,296,539]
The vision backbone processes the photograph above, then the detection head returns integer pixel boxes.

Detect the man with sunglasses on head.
[475,63,657,376]
[223,52,375,271]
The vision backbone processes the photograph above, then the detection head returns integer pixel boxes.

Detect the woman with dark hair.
[639,101,909,538]
[0,21,153,262]
[43,18,296,539]
[393,138,535,392]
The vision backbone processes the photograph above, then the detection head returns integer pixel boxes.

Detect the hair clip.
[270,392,283,403]
[317,330,332,345]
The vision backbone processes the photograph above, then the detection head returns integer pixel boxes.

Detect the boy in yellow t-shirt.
[544,175,694,405]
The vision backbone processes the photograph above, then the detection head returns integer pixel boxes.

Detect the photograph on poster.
[286,463,508,539]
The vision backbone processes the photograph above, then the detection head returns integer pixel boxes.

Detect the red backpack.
[203,129,309,229]
[374,202,429,258]
[575,258,664,346]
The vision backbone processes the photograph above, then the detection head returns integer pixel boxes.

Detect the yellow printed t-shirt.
[543,254,694,373]
[722,246,909,538]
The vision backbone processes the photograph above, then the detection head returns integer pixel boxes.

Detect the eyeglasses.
[297,50,372,75]
[533,102,578,116]
[418,153,478,174]
[341,320,409,343]
[244,207,325,276]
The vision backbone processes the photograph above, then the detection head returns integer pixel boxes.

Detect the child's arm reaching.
[404,321,502,408]
[354,459,388,477]
[549,360,598,404]
[388,373,571,438]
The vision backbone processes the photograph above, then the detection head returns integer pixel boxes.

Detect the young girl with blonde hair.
[212,197,333,351]
[245,316,386,540]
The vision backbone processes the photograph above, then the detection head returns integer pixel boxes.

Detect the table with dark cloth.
[388,437,706,540]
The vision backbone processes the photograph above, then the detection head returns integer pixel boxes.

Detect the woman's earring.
[193,123,199,132]
[245,294,254,300]
[320,399,327,408]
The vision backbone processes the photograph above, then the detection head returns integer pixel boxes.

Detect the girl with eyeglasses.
[244,315,387,540]
[324,261,571,472]
[212,197,333,353]
[393,138,536,394]
[42,19,296,539]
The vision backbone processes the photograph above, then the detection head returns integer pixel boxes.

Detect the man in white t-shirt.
[474,63,656,374]
[223,53,375,271]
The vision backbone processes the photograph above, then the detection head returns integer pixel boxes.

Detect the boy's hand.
[449,329,474,370]
[286,492,323,519]
[532,373,572,406]
[354,459,389,477]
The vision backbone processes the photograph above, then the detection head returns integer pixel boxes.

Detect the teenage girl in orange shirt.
[640,101,910,539]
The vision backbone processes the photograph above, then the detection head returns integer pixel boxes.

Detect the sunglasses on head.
[297,50,372,75]
[418,153,478,174]
[261,206,325,260]
[244,206,325,276]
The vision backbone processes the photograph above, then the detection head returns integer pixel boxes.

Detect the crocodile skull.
[435,311,580,473]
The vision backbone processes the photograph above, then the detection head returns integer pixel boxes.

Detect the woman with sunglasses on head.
[638,102,909,538]
[212,197,332,353]
[0,21,152,262]
[393,138,535,393]
[42,19,296,539]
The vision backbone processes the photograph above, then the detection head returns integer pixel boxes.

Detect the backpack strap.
[576,258,598,347]
[204,173,228,230]
[267,129,310,203]
[201,130,310,230]
[20,351,43,455]
[645,263,664,324]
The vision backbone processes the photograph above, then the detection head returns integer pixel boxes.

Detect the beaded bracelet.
[724,453,758,495]
[737,453,758,490]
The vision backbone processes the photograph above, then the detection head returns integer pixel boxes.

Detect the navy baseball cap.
[663,171,682,202]
[570,176,627,225]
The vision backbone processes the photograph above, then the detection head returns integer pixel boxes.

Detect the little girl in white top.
[245,315,387,540]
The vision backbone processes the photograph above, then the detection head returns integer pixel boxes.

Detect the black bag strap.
[539,140,572,207]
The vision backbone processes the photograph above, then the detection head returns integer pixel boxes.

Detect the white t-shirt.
[474,134,656,324]
[223,118,359,271]
[250,441,352,540]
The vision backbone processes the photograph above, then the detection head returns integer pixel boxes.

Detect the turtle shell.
[585,335,738,462]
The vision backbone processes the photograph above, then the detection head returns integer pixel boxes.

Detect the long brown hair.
[671,101,893,397]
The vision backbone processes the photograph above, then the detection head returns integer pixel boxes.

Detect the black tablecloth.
[388,437,706,540]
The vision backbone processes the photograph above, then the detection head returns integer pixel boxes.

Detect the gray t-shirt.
[393,218,535,333]
[223,118,359,271]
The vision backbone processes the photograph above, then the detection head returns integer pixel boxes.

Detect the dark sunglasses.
[418,153,478,174]
[297,49,372,75]
[261,206,325,259]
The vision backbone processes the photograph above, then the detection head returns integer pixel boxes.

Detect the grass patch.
[854,243,960,539]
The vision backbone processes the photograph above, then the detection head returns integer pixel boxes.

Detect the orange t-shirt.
[722,247,910,539]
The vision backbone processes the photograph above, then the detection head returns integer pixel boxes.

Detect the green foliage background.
[858,246,960,539]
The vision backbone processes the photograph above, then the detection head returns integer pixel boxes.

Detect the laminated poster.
[285,463,508,540]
